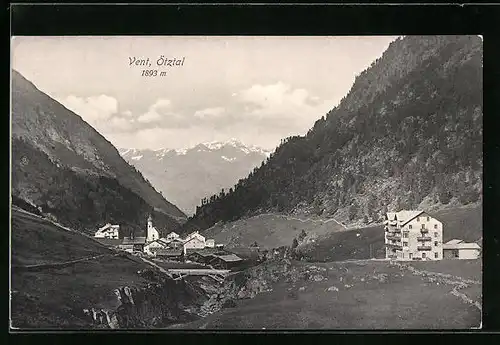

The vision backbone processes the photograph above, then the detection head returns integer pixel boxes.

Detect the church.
[146,214,160,242]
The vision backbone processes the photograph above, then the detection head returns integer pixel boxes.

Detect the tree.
[348,203,359,221]
[291,238,299,250]
[298,229,307,242]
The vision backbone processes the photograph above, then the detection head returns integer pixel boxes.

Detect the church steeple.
[146,214,158,242]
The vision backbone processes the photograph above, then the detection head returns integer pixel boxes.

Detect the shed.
[155,248,183,261]
[120,237,147,253]
[443,240,481,259]
[208,253,244,270]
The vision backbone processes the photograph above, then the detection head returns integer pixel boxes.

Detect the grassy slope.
[10,209,154,328]
[202,214,345,249]
[173,259,481,329]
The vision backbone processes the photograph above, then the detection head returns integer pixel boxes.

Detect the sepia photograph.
[10,35,483,330]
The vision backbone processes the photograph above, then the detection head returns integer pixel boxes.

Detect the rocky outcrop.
[82,273,206,329]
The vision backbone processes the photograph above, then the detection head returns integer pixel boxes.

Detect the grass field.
[202,214,345,250]
[10,209,157,328]
[171,258,481,330]
[11,209,112,266]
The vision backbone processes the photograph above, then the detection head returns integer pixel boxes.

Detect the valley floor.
[170,258,482,330]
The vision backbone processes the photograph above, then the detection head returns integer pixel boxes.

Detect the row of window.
[399,241,440,247]
[408,224,439,230]
[417,217,431,222]
[400,252,440,259]
[402,231,439,238]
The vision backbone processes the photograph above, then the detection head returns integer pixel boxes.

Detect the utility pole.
[369,243,373,259]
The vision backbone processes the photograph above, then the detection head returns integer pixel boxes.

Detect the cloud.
[121,109,133,117]
[137,111,162,123]
[235,82,336,128]
[135,98,188,125]
[194,107,226,119]
[58,94,118,125]
[109,116,134,132]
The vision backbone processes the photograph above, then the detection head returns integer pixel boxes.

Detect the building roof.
[386,210,431,226]
[155,248,183,256]
[445,239,464,245]
[97,223,120,233]
[212,254,243,262]
[95,238,122,247]
[443,242,481,250]
[144,239,167,247]
[167,231,179,236]
[122,237,147,245]
[187,248,224,257]
[157,238,171,246]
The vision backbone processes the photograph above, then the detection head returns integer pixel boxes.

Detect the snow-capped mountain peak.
[119,139,271,215]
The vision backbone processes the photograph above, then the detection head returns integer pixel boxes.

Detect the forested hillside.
[183,35,482,233]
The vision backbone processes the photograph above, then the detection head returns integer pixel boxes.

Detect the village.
[94,215,246,271]
[93,208,481,275]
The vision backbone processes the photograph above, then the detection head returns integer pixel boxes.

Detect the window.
[402,253,405,259]
[409,253,413,259]
[434,232,438,238]
[403,232,409,238]
[421,224,425,229]
[409,225,412,229]
[422,252,427,258]
[417,218,420,222]
[434,252,438,259]
[403,242,408,247]
[434,241,438,246]
[427,217,430,222]
[434,224,438,229]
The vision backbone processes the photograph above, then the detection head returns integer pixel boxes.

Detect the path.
[12,253,118,272]
[12,206,110,249]
[393,262,482,312]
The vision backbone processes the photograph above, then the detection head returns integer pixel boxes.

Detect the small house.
[443,239,481,259]
[186,248,224,264]
[94,223,120,239]
[155,248,183,261]
[183,235,206,255]
[166,232,180,241]
[120,236,147,253]
[208,253,244,270]
[167,238,184,250]
[144,239,168,256]
[205,239,215,248]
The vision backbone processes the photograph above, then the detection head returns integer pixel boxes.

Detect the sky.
[11,36,398,151]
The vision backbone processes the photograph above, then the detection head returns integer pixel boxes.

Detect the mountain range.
[120,139,271,215]
[11,70,186,237]
[184,35,483,234]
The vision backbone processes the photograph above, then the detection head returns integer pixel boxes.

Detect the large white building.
[384,210,443,261]
[94,223,120,239]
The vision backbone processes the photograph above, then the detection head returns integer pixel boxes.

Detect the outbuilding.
[443,239,481,259]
